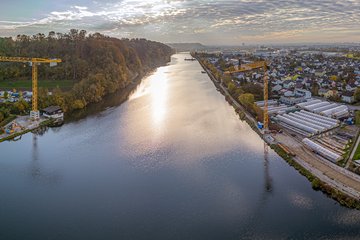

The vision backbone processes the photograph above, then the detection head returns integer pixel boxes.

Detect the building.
[283,80,295,89]
[322,89,338,99]
[42,106,64,119]
[280,96,305,105]
[295,89,312,99]
[341,91,355,103]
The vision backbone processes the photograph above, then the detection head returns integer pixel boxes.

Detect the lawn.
[0,80,74,90]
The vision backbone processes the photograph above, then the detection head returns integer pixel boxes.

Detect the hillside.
[0,30,174,112]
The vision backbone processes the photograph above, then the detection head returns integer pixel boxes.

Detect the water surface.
[1,53,360,240]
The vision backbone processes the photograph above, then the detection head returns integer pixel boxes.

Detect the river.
[1,53,360,240]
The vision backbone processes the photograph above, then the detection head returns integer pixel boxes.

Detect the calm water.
[1,53,360,240]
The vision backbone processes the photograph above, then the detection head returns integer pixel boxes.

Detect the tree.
[227,82,237,95]
[311,82,319,96]
[238,93,255,111]
[253,104,264,121]
[354,88,360,102]
[355,111,360,125]
[330,75,338,81]
[0,30,174,112]
[13,99,29,114]
[72,99,85,110]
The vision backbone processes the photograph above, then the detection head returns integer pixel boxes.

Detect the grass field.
[0,80,74,90]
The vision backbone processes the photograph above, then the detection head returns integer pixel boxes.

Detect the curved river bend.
[1,53,360,240]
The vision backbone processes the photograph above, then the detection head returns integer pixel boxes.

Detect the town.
[194,45,360,202]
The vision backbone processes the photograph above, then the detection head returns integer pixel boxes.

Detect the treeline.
[0,29,173,112]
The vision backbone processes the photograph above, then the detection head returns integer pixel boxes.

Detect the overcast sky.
[0,0,359,45]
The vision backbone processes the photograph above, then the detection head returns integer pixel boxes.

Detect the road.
[275,132,360,199]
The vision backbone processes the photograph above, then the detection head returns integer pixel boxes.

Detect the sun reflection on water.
[150,68,168,125]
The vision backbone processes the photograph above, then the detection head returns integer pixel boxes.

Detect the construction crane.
[0,57,62,120]
[225,61,269,131]
[225,61,272,196]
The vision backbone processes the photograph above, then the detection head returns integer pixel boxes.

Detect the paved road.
[275,132,360,199]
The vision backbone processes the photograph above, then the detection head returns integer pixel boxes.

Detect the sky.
[0,0,359,45]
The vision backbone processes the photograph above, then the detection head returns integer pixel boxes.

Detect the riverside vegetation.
[0,29,173,117]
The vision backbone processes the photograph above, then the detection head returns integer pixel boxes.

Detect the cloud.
[0,0,359,44]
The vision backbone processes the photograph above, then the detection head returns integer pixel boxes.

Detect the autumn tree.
[0,30,173,112]
[238,93,255,111]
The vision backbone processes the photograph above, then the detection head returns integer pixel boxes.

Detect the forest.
[0,29,173,113]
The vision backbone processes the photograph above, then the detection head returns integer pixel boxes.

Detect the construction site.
[0,56,62,141]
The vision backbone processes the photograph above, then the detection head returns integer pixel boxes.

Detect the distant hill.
[166,43,207,52]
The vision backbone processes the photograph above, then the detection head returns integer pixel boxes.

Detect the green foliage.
[241,83,263,100]
[355,111,360,126]
[12,98,29,114]
[238,93,255,111]
[311,178,321,190]
[227,82,236,94]
[72,99,86,110]
[0,105,10,118]
[354,88,360,102]
[0,80,73,90]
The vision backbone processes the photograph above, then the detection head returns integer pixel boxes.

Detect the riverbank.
[0,117,54,143]
[1,60,170,142]
[196,57,360,209]
[64,67,161,122]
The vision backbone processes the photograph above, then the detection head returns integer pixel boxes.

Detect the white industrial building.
[255,100,278,107]
[255,100,297,115]
[302,138,342,163]
[294,89,312,99]
[276,110,339,137]
[296,99,349,119]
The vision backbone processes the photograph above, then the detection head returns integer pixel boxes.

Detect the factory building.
[276,110,339,137]
[296,99,349,119]
[302,138,342,163]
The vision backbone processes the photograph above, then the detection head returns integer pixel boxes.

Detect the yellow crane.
[225,61,269,131]
[225,61,271,187]
[0,56,62,120]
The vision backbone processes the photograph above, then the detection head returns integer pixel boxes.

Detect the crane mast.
[0,56,61,120]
